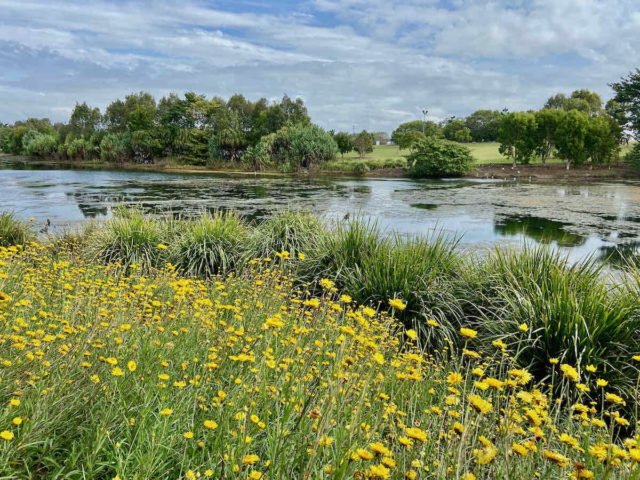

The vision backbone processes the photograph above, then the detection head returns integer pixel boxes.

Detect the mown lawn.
[323,142,635,171]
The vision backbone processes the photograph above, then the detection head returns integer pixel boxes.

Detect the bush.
[63,138,91,160]
[249,210,325,258]
[92,208,169,269]
[171,211,248,277]
[626,143,640,174]
[241,143,271,171]
[407,137,475,177]
[131,130,164,164]
[265,124,338,169]
[100,133,132,163]
[469,246,640,395]
[21,131,59,156]
[0,212,35,247]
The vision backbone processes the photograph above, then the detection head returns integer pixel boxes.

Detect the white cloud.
[0,0,638,132]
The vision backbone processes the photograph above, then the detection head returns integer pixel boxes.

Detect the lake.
[3,158,640,263]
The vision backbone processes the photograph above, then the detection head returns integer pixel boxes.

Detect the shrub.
[21,131,58,156]
[397,130,425,150]
[0,212,35,247]
[407,137,475,177]
[63,138,91,160]
[241,143,271,171]
[352,162,369,175]
[100,133,132,163]
[92,208,169,269]
[266,124,338,169]
[470,246,640,395]
[249,210,325,258]
[171,211,248,277]
[131,130,164,164]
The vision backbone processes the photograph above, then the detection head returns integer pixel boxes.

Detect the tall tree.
[533,109,562,165]
[391,120,441,144]
[464,110,501,142]
[610,68,640,138]
[555,110,590,169]
[497,112,537,168]
[69,102,101,137]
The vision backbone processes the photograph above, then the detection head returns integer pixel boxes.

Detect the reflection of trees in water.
[66,177,352,221]
[597,241,640,267]
[494,215,587,247]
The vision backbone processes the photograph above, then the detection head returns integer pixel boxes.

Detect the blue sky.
[1,0,639,132]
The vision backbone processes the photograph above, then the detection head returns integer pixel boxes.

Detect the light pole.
[422,109,429,134]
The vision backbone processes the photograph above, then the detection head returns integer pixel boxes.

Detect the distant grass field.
[323,141,635,172]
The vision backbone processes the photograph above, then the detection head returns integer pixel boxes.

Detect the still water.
[3,158,640,263]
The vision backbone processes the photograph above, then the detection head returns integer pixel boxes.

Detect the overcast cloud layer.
[1,0,639,132]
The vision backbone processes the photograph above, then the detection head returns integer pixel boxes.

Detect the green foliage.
[555,110,590,168]
[625,143,640,174]
[610,68,640,138]
[585,115,621,165]
[533,109,563,165]
[171,211,248,277]
[352,130,374,158]
[63,137,91,161]
[497,112,538,167]
[443,119,471,142]
[100,133,132,163]
[249,210,324,259]
[263,124,338,169]
[0,212,34,247]
[131,129,164,164]
[69,102,101,137]
[544,90,602,115]
[464,110,502,142]
[391,120,442,144]
[407,138,475,177]
[21,131,59,156]
[92,208,169,269]
[471,246,640,394]
[333,132,353,157]
[173,129,210,165]
[240,142,270,171]
[209,111,248,162]
[397,130,425,150]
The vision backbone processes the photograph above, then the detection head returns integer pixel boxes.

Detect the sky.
[1,0,639,133]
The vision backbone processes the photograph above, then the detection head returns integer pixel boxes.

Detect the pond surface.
[3,157,640,263]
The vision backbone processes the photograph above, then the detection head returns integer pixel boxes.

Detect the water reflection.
[494,215,587,247]
[3,160,640,263]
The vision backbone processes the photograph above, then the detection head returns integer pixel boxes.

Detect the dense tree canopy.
[610,69,640,138]
[391,120,442,144]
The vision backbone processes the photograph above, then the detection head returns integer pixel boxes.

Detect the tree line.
[0,92,339,171]
[389,83,639,170]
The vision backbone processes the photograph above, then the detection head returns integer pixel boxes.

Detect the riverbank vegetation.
[2,70,640,178]
[1,209,640,478]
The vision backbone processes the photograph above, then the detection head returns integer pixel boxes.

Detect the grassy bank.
[2,220,640,479]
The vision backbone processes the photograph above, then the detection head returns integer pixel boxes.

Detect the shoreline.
[1,153,635,181]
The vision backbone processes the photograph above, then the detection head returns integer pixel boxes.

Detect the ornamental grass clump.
[92,207,172,269]
[0,211,34,247]
[171,210,248,277]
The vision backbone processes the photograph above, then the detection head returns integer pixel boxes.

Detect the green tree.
[497,112,537,167]
[333,132,353,157]
[443,119,471,142]
[407,138,475,177]
[544,90,602,116]
[352,130,374,158]
[555,110,590,169]
[464,110,501,142]
[391,120,442,144]
[585,115,621,165]
[69,102,101,137]
[533,109,563,165]
[610,68,640,138]
[398,131,426,150]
